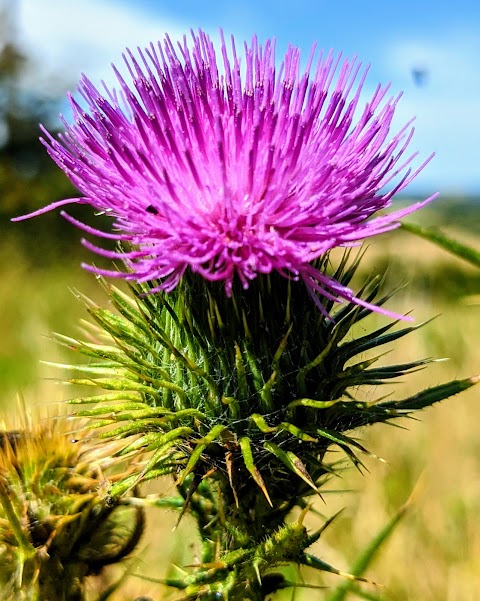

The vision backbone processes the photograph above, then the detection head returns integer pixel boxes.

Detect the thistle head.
[50,256,480,600]
[0,414,143,599]
[14,29,434,317]
[57,254,477,520]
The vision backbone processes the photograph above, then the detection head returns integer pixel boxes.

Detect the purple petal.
[14,29,436,318]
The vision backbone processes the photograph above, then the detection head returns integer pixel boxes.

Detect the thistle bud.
[0,417,143,600]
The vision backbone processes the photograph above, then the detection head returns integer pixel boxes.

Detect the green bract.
[46,253,477,600]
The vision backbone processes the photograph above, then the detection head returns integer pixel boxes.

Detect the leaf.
[264,442,319,493]
[401,222,480,268]
[287,398,340,411]
[234,341,248,400]
[250,413,275,433]
[68,377,153,394]
[108,465,175,497]
[325,501,410,601]
[300,553,374,584]
[75,402,151,416]
[278,422,317,443]
[261,324,293,407]
[383,375,480,412]
[316,427,375,458]
[119,431,170,455]
[239,437,272,506]
[96,421,158,439]
[134,438,184,485]
[339,319,430,363]
[179,424,228,483]
[67,392,144,405]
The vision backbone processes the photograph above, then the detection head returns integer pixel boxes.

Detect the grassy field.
[2,203,480,600]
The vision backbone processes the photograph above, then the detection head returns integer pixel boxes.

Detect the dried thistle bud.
[0,417,143,600]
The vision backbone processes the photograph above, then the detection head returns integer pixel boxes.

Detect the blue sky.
[14,0,480,196]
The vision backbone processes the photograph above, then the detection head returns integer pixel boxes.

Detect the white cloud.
[11,2,480,194]
[16,0,189,93]
[14,1,241,115]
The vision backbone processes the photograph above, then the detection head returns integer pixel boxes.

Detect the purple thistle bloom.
[15,30,435,317]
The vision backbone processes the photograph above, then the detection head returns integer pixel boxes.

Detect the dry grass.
[2,223,479,600]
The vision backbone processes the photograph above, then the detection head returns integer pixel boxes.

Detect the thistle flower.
[14,30,434,315]
[12,29,471,601]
